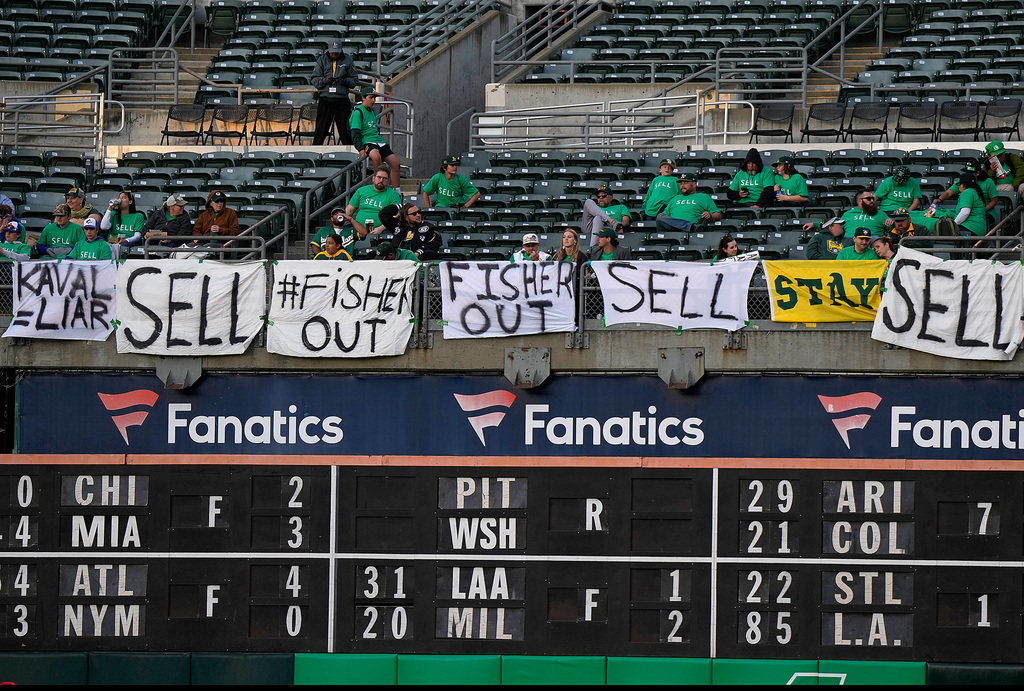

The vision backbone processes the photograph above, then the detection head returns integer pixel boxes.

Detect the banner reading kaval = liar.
[764,260,888,322]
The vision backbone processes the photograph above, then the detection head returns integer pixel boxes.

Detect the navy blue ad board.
[14,373,1024,460]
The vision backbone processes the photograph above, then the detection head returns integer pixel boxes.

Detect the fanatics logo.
[818,392,882,449]
[97,390,161,445]
[453,390,517,447]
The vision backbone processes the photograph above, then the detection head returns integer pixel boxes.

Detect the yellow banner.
[764,260,888,322]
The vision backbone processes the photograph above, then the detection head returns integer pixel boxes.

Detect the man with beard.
[805,189,889,237]
[345,167,402,231]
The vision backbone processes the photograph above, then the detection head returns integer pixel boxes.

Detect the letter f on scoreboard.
[453,391,517,447]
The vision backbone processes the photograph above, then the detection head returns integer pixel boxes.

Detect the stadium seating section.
[0,0,155,81]
[194,0,493,105]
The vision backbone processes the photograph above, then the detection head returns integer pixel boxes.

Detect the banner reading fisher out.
[871,247,1024,360]
[267,260,418,357]
[3,260,117,341]
[440,261,577,339]
[765,260,887,322]
[590,260,757,330]
[115,260,266,355]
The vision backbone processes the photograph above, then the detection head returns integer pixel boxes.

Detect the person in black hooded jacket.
[727,148,776,207]
[391,202,443,260]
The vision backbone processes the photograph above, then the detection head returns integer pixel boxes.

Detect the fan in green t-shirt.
[345,169,402,230]
[422,155,481,209]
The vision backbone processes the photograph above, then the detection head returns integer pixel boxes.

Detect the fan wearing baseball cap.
[836,227,880,260]
[142,193,193,246]
[312,38,357,146]
[0,221,31,263]
[511,233,551,263]
[69,217,112,260]
[805,216,851,260]
[581,185,631,247]
[65,187,102,228]
[350,85,403,193]
[421,155,480,209]
[641,159,680,219]
[984,140,1024,197]
[37,203,85,257]
[193,190,240,240]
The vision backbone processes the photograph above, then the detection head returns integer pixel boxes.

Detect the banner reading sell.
[871,247,1024,361]
[440,261,577,339]
[267,260,419,357]
[3,260,117,341]
[115,260,266,355]
[590,260,757,330]
[765,260,887,322]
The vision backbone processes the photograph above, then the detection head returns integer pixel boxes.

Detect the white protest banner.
[266,260,419,357]
[589,260,758,331]
[115,260,266,355]
[871,247,1024,361]
[3,260,116,341]
[440,261,577,339]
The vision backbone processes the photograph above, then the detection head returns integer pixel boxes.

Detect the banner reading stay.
[871,247,1024,360]
[267,260,419,357]
[3,260,116,341]
[590,260,757,330]
[115,260,266,355]
[764,260,887,322]
[440,261,576,339]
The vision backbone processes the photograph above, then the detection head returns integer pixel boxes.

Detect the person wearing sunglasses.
[393,203,442,260]
[804,189,889,237]
[581,185,631,247]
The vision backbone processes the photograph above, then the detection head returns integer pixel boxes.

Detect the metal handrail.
[154,0,197,52]
[377,0,496,79]
[142,234,268,260]
[108,48,179,106]
[302,158,371,259]
[0,93,111,153]
[235,205,293,260]
[491,0,606,83]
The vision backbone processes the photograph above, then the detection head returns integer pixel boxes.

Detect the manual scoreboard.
[0,466,1017,661]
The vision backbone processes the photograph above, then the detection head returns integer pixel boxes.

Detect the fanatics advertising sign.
[16,373,1024,460]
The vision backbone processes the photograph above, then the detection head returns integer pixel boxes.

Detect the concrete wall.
[390,10,514,177]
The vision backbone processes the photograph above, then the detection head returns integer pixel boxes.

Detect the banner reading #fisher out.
[764,260,887,322]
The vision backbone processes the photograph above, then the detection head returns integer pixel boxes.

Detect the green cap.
[376,241,395,257]
[596,228,616,238]
[360,86,382,98]
[986,140,1006,156]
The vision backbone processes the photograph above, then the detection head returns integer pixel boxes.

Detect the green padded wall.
[500,656,606,685]
[712,658,819,685]
[926,663,1024,685]
[606,657,712,685]
[294,653,397,685]
[0,652,88,685]
[190,653,294,685]
[819,660,925,685]
[88,652,191,685]
[398,655,501,685]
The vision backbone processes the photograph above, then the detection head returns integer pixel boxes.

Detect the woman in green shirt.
[101,190,146,259]
[771,156,808,206]
[552,228,586,269]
